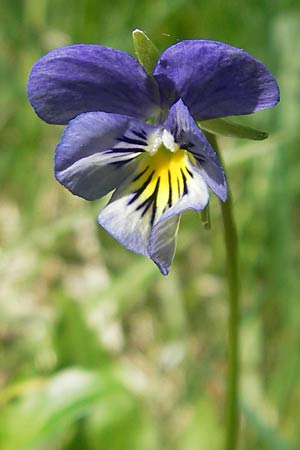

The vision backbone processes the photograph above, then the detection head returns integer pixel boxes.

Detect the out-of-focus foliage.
[1,1,300,449]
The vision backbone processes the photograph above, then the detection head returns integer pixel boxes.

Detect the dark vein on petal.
[136,177,160,226]
[106,147,144,154]
[173,124,178,140]
[177,177,181,198]
[132,166,149,182]
[189,150,206,163]
[151,178,160,226]
[128,170,155,205]
[109,157,136,167]
[180,141,195,151]
[167,170,173,208]
[180,168,188,196]
[131,129,148,140]
[186,167,194,178]
[117,136,147,146]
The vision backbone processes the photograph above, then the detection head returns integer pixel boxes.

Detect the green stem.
[207,133,240,450]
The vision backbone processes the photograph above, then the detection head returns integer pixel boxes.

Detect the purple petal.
[154,40,279,120]
[28,44,160,125]
[164,99,227,201]
[55,111,154,200]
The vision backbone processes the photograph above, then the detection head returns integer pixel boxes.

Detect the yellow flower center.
[128,133,193,225]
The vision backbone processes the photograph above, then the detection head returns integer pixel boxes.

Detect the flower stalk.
[207,133,240,450]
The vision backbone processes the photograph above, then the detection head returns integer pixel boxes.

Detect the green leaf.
[0,368,138,450]
[132,29,160,75]
[198,117,269,140]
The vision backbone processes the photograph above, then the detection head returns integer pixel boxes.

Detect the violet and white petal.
[164,100,227,202]
[28,44,160,125]
[154,40,279,120]
[156,163,209,221]
[55,111,154,200]
[98,153,209,274]
[98,189,153,258]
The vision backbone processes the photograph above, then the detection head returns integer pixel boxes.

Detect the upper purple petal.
[28,44,160,125]
[154,40,280,121]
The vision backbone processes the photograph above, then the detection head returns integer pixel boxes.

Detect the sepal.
[132,29,160,75]
[198,118,268,140]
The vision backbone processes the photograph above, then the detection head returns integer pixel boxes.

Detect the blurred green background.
[1,0,300,449]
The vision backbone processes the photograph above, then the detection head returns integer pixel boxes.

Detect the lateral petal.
[164,99,227,202]
[98,147,209,273]
[55,111,154,200]
[154,40,279,121]
[28,44,159,124]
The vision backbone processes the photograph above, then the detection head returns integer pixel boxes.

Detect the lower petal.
[98,150,208,274]
[98,190,152,257]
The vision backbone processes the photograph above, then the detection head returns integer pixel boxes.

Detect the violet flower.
[27,40,279,274]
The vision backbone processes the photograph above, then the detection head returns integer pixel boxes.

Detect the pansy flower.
[28,39,279,274]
